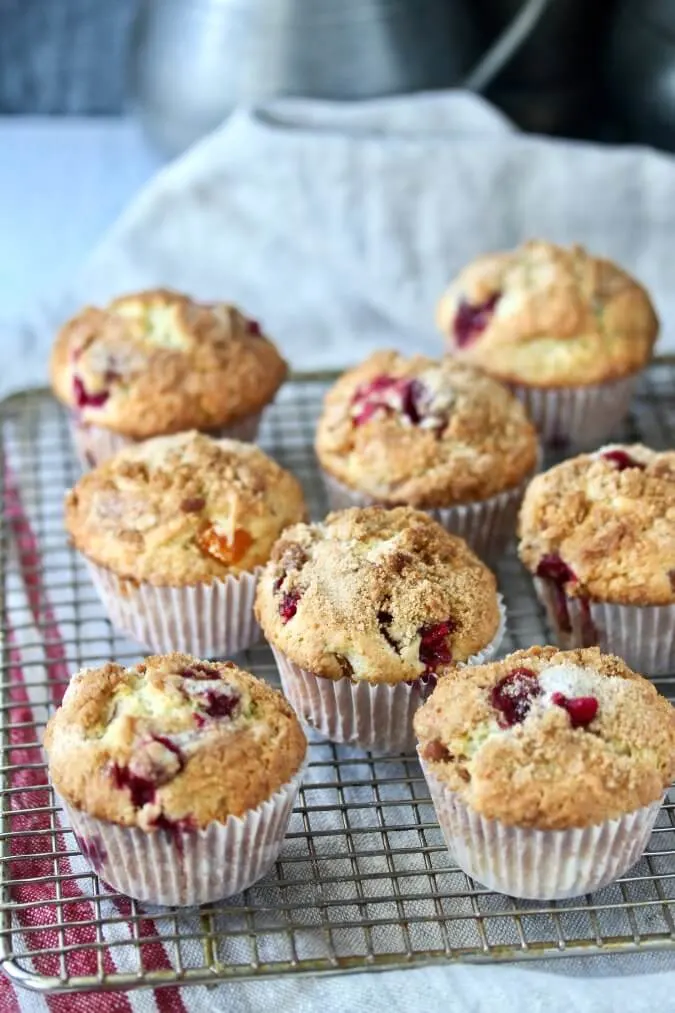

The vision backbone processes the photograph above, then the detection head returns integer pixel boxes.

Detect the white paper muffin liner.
[62,766,304,906]
[85,559,261,656]
[322,462,539,562]
[69,410,263,469]
[270,596,506,753]
[508,373,638,449]
[534,576,675,677]
[419,759,663,900]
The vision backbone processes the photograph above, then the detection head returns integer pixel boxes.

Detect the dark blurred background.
[1,0,674,152]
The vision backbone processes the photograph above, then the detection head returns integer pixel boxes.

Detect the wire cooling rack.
[1,367,675,995]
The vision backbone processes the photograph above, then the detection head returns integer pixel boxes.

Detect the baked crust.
[64,431,307,585]
[315,351,538,507]
[50,288,288,438]
[414,645,675,829]
[44,653,307,830]
[437,241,658,387]
[518,444,675,605]
[255,506,500,683]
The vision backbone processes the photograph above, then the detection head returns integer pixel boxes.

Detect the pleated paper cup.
[69,410,263,469]
[85,559,261,656]
[63,766,304,907]
[322,466,539,563]
[534,576,675,677]
[270,596,506,753]
[420,759,662,901]
[508,373,638,450]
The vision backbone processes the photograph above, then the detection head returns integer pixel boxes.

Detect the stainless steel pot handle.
[462,0,554,92]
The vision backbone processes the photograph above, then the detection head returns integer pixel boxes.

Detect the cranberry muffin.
[518,444,675,674]
[315,352,539,561]
[44,653,307,905]
[50,288,288,467]
[416,646,675,899]
[255,506,505,752]
[437,241,658,447]
[65,431,307,655]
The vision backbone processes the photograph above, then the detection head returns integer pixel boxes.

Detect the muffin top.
[65,431,307,585]
[50,288,288,438]
[415,646,675,830]
[518,444,675,606]
[315,351,538,507]
[255,506,501,684]
[436,241,658,387]
[44,653,307,830]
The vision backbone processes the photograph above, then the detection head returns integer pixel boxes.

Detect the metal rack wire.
[1,367,675,995]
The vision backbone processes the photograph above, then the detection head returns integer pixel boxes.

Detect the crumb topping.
[315,351,538,506]
[50,288,288,437]
[64,431,307,584]
[255,506,501,684]
[437,241,658,387]
[518,444,675,605]
[415,646,675,829]
[44,653,307,829]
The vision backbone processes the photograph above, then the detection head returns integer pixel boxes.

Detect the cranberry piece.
[418,619,455,671]
[151,812,195,833]
[179,662,220,680]
[110,765,157,808]
[72,375,110,410]
[551,691,598,728]
[74,832,107,874]
[377,609,400,655]
[422,739,452,763]
[150,735,185,766]
[602,450,646,472]
[279,589,301,623]
[351,375,428,428]
[247,319,262,337]
[196,687,240,720]
[536,553,577,634]
[491,667,542,728]
[453,292,501,348]
[180,496,205,513]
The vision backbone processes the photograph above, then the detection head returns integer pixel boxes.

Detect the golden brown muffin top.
[315,351,539,507]
[50,288,288,438]
[255,506,501,684]
[437,241,658,387]
[518,444,675,605]
[65,431,307,585]
[44,653,307,830]
[415,646,675,830]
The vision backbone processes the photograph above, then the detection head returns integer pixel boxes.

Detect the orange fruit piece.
[197,525,252,565]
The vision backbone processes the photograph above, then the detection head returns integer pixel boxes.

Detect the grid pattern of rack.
[1,367,675,995]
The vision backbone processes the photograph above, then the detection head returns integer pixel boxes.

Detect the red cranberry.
[602,450,646,472]
[536,553,577,634]
[377,609,400,655]
[551,691,598,728]
[72,375,110,410]
[150,735,185,766]
[180,662,220,680]
[418,619,455,671]
[110,765,157,808]
[491,667,542,728]
[453,292,501,348]
[279,589,301,623]
[351,375,428,428]
[74,832,107,874]
[195,687,240,720]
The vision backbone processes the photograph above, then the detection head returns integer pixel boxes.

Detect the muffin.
[65,431,307,655]
[415,646,675,900]
[437,241,658,447]
[315,351,539,561]
[44,653,307,905]
[518,444,675,675]
[50,288,288,467]
[255,506,505,753]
